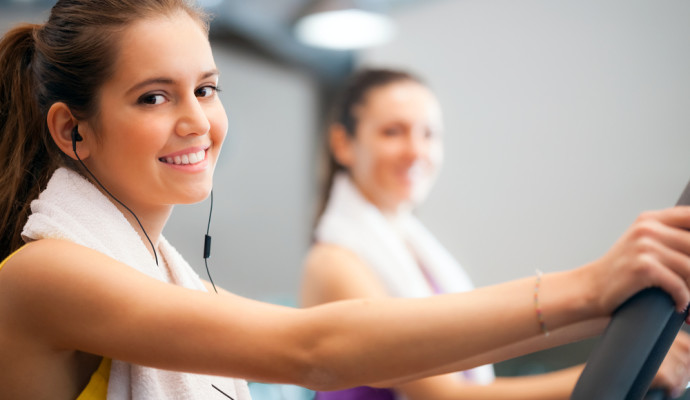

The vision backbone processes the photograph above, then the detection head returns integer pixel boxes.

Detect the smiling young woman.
[2,2,690,399]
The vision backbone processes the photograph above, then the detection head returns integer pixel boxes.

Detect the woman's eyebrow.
[126,77,174,95]
[126,70,219,95]
[201,69,220,80]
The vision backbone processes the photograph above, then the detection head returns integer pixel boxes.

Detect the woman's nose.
[405,129,429,159]
[176,97,211,136]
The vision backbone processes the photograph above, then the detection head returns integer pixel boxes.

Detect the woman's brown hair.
[0,0,209,260]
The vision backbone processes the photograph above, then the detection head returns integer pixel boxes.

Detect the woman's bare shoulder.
[305,242,364,267]
[302,242,373,283]
[0,238,140,289]
[301,242,388,306]
[1,239,101,286]
[0,239,176,351]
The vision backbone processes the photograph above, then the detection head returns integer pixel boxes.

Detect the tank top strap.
[0,245,28,271]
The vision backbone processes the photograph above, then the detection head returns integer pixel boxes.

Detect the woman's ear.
[329,123,354,169]
[46,102,90,160]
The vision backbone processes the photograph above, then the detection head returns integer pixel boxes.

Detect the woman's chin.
[398,189,430,210]
[175,186,213,205]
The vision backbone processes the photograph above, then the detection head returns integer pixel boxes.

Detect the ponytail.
[0,24,59,260]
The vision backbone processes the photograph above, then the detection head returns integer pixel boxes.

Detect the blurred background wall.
[2,0,690,389]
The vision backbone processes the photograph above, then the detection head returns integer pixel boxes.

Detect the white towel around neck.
[315,173,495,384]
[22,167,251,400]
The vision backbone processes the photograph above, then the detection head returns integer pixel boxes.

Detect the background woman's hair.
[315,68,424,225]
[0,0,209,260]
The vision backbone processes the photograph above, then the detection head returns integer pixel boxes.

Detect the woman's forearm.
[372,317,606,388]
[456,367,582,400]
[394,366,583,400]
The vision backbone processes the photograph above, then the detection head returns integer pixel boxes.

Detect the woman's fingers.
[649,206,690,230]
[633,210,690,257]
[640,255,690,313]
[631,216,690,311]
[633,234,690,311]
[593,206,690,315]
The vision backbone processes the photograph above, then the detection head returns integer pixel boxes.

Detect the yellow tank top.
[1,246,111,399]
[75,358,111,400]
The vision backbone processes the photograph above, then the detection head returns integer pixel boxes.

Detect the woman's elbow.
[291,341,350,391]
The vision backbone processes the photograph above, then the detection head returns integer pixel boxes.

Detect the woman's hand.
[651,331,690,398]
[584,206,690,318]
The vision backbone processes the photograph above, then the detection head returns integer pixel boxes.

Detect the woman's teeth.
[160,150,206,165]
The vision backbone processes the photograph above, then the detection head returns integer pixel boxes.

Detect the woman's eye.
[138,93,166,105]
[196,85,218,98]
[383,126,403,136]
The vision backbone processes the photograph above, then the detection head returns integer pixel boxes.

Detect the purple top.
[316,386,396,400]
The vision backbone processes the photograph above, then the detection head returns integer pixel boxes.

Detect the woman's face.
[81,11,226,214]
[342,80,444,213]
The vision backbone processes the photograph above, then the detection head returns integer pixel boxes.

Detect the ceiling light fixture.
[294,0,396,50]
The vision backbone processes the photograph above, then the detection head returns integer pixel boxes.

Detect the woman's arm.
[2,207,690,391]
[0,240,586,391]
[395,367,583,400]
[415,331,690,400]
[399,336,690,400]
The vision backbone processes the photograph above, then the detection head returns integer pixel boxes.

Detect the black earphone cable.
[204,190,218,293]
[71,129,159,266]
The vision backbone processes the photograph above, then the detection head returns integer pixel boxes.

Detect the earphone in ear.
[71,126,83,152]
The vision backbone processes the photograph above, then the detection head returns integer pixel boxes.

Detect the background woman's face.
[347,80,444,212]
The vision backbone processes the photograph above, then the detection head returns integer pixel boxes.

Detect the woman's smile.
[159,146,209,167]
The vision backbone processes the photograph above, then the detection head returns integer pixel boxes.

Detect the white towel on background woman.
[315,172,495,384]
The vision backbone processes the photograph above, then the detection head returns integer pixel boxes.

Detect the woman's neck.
[109,197,173,259]
[350,181,414,221]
